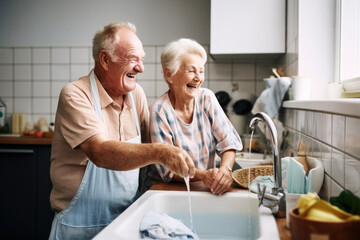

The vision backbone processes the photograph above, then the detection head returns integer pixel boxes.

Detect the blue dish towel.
[251,77,291,118]
[139,210,199,239]
[286,157,314,194]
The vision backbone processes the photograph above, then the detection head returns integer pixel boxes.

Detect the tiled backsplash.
[0,46,275,126]
[280,108,360,200]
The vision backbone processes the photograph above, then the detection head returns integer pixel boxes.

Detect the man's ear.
[98,50,110,71]
[164,68,173,83]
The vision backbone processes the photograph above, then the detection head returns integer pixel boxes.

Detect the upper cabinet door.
[210,0,285,58]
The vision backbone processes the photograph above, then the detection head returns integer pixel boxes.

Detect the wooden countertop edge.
[0,136,52,145]
[150,181,291,240]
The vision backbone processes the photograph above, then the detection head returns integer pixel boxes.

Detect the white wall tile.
[144,46,156,63]
[234,80,255,95]
[32,98,50,114]
[255,63,272,80]
[14,98,32,114]
[331,180,344,197]
[0,82,13,97]
[32,114,51,125]
[33,48,50,64]
[233,64,255,80]
[33,65,50,80]
[331,148,344,186]
[138,63,156,80]
[155,46,164,63]
[51,97,59,114]
[313,112,322,140]
[50,114,56,123]
[33,82,50,97]
[156,63,164,79]
[322,113,332,144]
[51,81,68,98]
[201,80,209,89]
[345,117,360,159]
[0,48,13,64]
[156,80,168,96]
[2,97,13,114]
[51,65,70,80]
[319,174,331,201]
[14,65,31,81]
[345,154,360,197]
[321,143,332,175]
[0,65,13,80]
[332,114,345,151]
[89,48,94,64]
[288,109,296,129]
[296,110,306,132]
[14,82,31,97]
[208,80,233,94]
[138,81,156,97]
[14,48,31,64]
[255,80,266,96]
[312,139,322,158]
[51,48,70,64]
[71,47,89,63]
[70,64,89,80]
[208,63,231,80]
[305,111,313,136]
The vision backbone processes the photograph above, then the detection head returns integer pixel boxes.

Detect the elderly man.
[49,22,195,239]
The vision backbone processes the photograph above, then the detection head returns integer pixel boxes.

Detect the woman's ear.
[164,68,173,83]
[98,50,110,71]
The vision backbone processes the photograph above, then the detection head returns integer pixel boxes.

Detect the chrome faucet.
[249,112,286,218]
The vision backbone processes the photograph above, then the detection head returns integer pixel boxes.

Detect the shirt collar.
[92,71,132,109]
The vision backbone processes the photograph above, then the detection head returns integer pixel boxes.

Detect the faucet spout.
[249,112,286,218]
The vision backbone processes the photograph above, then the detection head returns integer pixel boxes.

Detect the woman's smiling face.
[168,53,205,101]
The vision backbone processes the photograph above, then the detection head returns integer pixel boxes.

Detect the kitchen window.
[336,0,360,97]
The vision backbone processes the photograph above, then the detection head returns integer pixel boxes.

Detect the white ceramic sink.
[94,190,279,240]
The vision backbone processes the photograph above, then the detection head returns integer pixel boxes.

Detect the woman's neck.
[168,90,195,124]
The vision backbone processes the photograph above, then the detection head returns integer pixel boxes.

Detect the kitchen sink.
[94,190,279,239]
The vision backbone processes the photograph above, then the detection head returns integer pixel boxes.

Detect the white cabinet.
[210,0,285,59]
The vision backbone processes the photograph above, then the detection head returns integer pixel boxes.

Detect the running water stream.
[184,176,194,230]
[247,130,255,238]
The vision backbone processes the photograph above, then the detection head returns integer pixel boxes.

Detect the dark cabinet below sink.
[0,144,54,240]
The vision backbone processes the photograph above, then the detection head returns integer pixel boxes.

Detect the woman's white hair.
[161,38,207,79]
[92,22,137,62]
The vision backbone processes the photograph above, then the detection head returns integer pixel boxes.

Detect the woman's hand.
[203,167,233,196]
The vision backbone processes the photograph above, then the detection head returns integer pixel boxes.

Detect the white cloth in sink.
[139,210,199,239]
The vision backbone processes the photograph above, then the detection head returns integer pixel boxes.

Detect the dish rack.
[232,165,273,188]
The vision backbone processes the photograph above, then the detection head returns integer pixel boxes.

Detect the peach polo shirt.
[49,71,150,212]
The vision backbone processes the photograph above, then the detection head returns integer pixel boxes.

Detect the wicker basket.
[232,165,273,188]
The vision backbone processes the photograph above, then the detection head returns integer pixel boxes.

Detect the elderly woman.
[148,38,242,195]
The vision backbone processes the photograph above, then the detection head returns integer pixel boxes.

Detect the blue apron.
[49,70,141,239]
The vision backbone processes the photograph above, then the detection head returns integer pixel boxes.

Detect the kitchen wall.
[0,0,210,46]
[0,0,278,126]
[280,108,360,199]
[0,46,275,126]
[279,0,360,199]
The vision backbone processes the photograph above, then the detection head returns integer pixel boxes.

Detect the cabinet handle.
[0,149,35,154]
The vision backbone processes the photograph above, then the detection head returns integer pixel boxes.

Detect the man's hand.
[156,144,195,179]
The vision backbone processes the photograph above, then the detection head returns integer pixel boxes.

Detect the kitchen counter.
[283,99,360,117]
[150,181,291,240]
[0,135,52,145]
